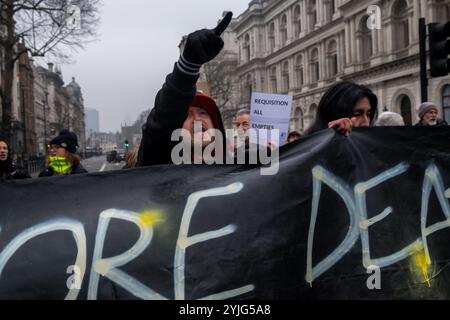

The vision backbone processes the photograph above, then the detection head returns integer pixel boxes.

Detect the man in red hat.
[138,13,232,166]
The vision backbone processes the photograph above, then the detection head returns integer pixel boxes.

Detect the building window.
[308,0,317,31]
[293,5,302,38]
[294,107,304,131]
[282,61,290,92]
[244,34,251,62]
[436,0,450,22]
[244,74,253,103]
[442,85,450,123]
[258,32,265,52]
[359,16,373,62]
[268,22,275,53]
[327,40,338,77]
[310,48,319,83]
[270,67,277,93]
[280,14,288,47]
[295,55,304,87]
[400,95,412,125]
[392,0,409,51]
[325,0,336,23]
[309,103,318,123]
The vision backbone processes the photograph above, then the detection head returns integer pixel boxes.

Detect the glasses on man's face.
[236,121,250,128]
[49,145,62,152]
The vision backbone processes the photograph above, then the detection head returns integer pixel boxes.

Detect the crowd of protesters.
[1,11,448,181]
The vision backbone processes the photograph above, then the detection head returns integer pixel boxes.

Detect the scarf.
[49,156,72,176]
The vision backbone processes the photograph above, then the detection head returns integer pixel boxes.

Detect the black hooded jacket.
[138,65,226,166]
[415,118,448,126]
[0,159,31,181]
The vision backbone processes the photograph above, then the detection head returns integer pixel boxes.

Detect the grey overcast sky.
[57,0,250,133]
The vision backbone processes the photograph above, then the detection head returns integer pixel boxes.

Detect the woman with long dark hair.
[305,81,378,136]
[0,138,31,180]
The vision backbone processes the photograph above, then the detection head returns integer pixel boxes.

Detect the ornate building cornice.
[342,54,420,83]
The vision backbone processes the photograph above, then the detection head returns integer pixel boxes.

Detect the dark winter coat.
[38,163,88,177]
[0,159,31,181]
[138,65,226,166]
[415,118,448,126]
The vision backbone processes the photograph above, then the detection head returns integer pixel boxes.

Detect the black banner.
[0,127,449,300]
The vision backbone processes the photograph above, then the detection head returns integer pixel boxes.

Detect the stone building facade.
[34,64,86,154]
[213,0,450,132]
[1,43,86,157]
[0,42,37,158]
[32,63,48,155]
[16,43,38,157]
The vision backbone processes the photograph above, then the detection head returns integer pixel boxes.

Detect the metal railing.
[16,157,46,176]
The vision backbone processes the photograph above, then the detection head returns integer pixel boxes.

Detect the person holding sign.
[138,13,233,166]
[305,81,378,137]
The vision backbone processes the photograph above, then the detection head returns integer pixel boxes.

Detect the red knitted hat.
[190,93,220,130]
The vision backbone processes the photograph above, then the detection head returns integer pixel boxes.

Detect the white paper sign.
[249,92,293,147]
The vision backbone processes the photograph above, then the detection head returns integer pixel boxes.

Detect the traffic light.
[124,140,129,148]
[429,22,450,77]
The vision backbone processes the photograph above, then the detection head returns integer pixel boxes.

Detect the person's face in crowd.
[236,113,250,133]
[422,108,438,125]
[182,106,214,147]
[352,97,372,127]
[50,144,68,157]
[0,141,8,161]
[235,113,250,142]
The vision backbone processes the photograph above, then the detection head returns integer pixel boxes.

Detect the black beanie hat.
[49,130,79,154]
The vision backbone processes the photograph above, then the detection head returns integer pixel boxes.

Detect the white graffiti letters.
[174,182,254,300]
[87,209,165,300]
[306,163,450,285]
[0,183,251,300]
[0,219,87,300]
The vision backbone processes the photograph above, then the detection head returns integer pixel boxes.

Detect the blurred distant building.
[85,108,100,140]
[88,131,118,153]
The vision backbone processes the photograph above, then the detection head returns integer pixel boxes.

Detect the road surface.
[81,156,125,173]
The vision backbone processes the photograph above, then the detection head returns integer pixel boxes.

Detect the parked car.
[107,149,126,163]
[106,150,117,163]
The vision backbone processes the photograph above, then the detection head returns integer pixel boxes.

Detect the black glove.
[177,11,233,76]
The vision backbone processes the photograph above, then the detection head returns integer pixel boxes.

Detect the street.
[81,155,124,173]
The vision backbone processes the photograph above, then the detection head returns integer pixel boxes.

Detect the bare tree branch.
[204,60,233,110]
[0,0,101,143]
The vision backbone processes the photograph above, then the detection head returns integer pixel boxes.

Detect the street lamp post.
[20,83,27,161]
[43,90,49,152]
